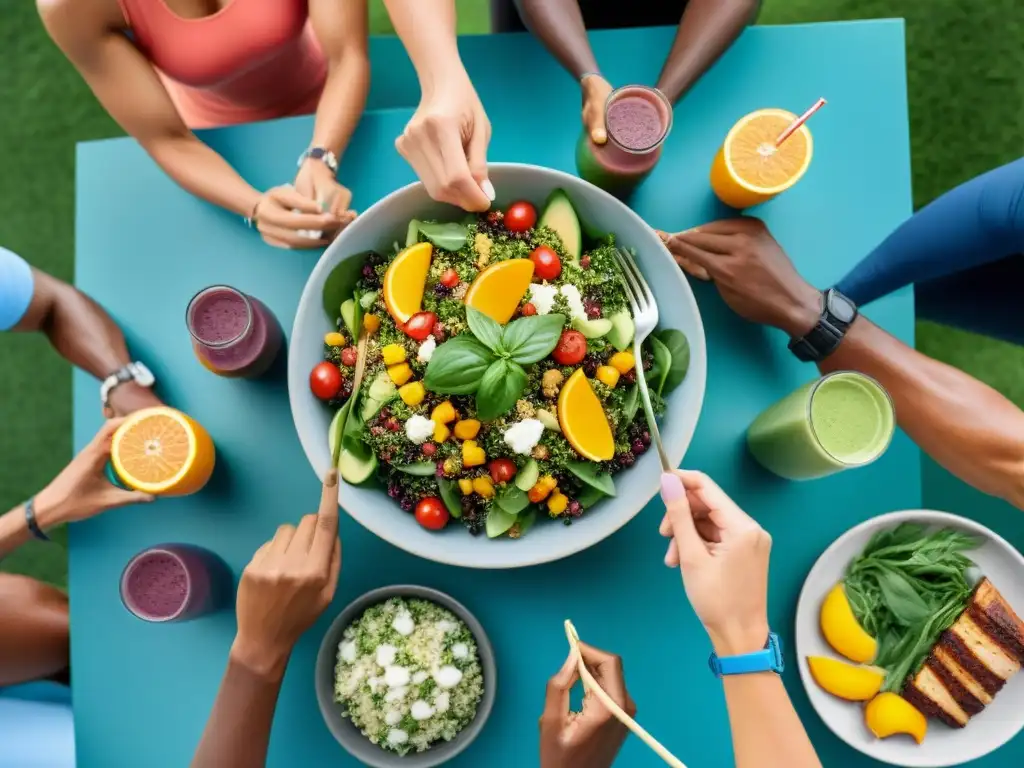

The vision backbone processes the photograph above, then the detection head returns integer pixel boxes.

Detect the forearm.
[722,675,822,768]
[146,133,261,217]
[655,0,760,103]
[309,53,370,158]
[0,507,31,558]
[819,317,1024,508]
[191,641,289,768]
[383,0,465,94]
[517,0,598,79]
[39,281,131,381]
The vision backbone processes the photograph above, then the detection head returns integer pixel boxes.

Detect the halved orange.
[383,242,433,324]
[111,407,215,496]
[710,108,813,209]
[558,369,614,461]
[464,258,535,324]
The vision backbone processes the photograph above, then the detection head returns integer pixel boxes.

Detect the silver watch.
[100,362,155,410]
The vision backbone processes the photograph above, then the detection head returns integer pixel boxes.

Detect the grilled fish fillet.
[903,578,1024,728]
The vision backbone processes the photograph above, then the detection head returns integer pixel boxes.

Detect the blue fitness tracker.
[708,632,784,678]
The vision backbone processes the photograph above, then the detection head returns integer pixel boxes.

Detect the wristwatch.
[788,288,858,362]
[709,632,785,678]
[100,362,155,411]
[297,146,339,174]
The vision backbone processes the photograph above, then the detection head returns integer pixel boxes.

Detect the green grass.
[2,1,1022,589]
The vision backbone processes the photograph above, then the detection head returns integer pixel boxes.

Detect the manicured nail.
[593,129,607,144]
[325,469,338,487]
[481,179,496,201]
[660,472,684,504]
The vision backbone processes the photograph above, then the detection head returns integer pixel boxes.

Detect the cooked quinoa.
[334,597,484,755]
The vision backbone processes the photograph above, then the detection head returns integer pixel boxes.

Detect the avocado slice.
[607,309,635,351]
[538,189,582,261]
[571,315,613,340]
[359,371,397,421]
[515,458,540,491]
[338,447,377,485]
[340,299,358,339]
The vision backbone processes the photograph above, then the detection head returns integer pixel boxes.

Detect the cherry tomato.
[529,245,562,281]
[340,347,358,367]
[440,268,460,287]
[415,497,450,530]
[310,362,343,400]
[504,201,537,232]
[552,330,587,366]
[521,302,537,316]
[403,311,437,341]
[489,458,517,484]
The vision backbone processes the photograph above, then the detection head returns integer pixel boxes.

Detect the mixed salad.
[309,189,690,539]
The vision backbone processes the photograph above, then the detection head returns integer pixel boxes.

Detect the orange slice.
[558,369,614,461]
[464,258,535,324]
[383,242,433,324]
[111,407,215,496]
[710,108,813,209]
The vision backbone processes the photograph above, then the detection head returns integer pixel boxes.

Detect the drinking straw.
[775,98,827,147]
[564,620,687,768]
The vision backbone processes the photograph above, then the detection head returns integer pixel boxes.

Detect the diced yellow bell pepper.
[462,440,486,467]
[547,491,569,516]
[458,478,474,496]
[433,422,451,443]
[362,314,380,334]
[528,475,557,503]
[431,401,457,424]
[454,419,481,440]
[387,362,413,386]
[595,365,620,389]
[382,344,407,366]
[609,351,636,374]
[398,381,425,407]
[472,476,495,498]
[324,331,346,347]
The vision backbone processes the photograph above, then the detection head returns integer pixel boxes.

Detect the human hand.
[231,470,342,680]
[581,74,613,144]
[659,470,771,655]
[658,218,822,337]
[540,643,635,768]
[34,418,154,527]
[252,185,340,250]
[104,382,162,419]
[293,159,357,236]
[397,72,494,212]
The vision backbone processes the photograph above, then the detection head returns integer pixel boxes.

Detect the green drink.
[746,371,895,480]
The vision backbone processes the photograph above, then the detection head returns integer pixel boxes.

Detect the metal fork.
[612,247,671,472]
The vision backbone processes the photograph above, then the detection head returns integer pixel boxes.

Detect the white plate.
[795,510,1024,767]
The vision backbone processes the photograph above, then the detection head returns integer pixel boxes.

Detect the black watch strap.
[788,289,858,362]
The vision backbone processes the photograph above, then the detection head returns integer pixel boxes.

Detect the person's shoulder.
[38,0,121,53]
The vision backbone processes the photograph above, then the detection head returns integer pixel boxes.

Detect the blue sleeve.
[836,158,1024,306]
[0,246,35,330]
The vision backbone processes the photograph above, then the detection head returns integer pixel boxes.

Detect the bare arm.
[517,0,599,79]
[382,0,463,96]
[655,0,760,103]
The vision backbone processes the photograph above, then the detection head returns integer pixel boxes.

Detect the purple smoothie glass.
[120,544,233,623]
[186,285,283,378]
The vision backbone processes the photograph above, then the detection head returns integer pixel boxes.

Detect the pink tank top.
[118,0,327,129]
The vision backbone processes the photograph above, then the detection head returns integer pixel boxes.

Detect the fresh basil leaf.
[417,221,469,252]
[466,306,504,352]
[577,486,606,509]
[566,461,616,496]
[437,477,462,519]
[517,509,538,536]
[502,313,566,364]
[486,507,518,538]
[424,336,495,394]
[496,486,529,515]
[395,462,437,476]
[476,359,527,421]
[322,254,368,322]
[623,385,640,424]
[656,329,690,394]
[647,335,672,396]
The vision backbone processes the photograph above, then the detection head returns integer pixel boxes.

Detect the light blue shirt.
[0,246,35,331]
[0,684,75,768]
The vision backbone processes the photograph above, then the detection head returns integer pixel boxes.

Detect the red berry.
[340,347,358,367]
[580,255,592,270]
[440,268,459,287]
[385,418,402,432]
[422,443,437,457]
[521,302,537,316]
[552,330,587,366]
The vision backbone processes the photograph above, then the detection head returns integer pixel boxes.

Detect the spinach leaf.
[424,336,495,394]
[437,477,462,518]
[486,507,518,538]
[656,329,690,394]
[875,568,932,626]
[466,306,504,352]
[495,486,529,515]
[395,462,437,476]
[476,359,527,421]
[517,509,538,536]
[502,313,566,364]
[321,255,367,322]
[341,405,368,456]
[417,222,469,252]
[566,461,616,496]
[577,486,606,509]
[623,385,640,425]
[647,335,672,396]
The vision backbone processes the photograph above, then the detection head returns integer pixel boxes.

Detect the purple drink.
[120,544,232,623]
[576,85,673,199]
[187,285,282,378]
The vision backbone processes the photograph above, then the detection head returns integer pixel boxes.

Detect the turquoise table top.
[69,20,1002,768]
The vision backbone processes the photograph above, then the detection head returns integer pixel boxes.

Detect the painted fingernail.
[660,472,684,504]
[480,179,496,201]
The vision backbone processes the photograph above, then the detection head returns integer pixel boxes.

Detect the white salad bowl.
[795,510,1024,767]
[289,163,707,568]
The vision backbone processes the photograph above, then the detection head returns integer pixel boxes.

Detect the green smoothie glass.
[575,84,673,199]
[746,371,895,480]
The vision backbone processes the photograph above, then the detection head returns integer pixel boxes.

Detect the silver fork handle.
[632,339,672,472]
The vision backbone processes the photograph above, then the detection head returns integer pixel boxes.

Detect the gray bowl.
[315,585,497,767]
[290,162,707,568]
